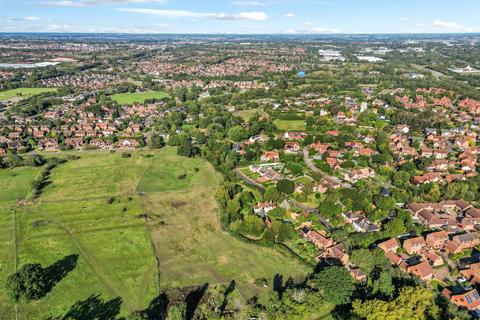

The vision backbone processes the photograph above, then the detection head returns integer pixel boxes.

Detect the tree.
[276,179,295,195]
[168,303,187,320]
[148,133,165,149]
[177,139,193,157]
[6,264,46,302]
[313,266,355,305]
[353,286,440,320]
[350,249,389,276]
[318,199,342,220]
[264,186,281,202]
[372,272,394,298]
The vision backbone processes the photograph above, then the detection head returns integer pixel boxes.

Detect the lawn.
[234,108,263,121]
[0,147,311,318]
[110,91,169,105]
[0,88,57,102]
[274,119,306,131]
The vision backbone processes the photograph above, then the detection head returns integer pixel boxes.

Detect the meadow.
[0,88,57,102]
[274,119,307,131]
[0,147,310,319]
[110,91,169,105]
[233,108,263,121]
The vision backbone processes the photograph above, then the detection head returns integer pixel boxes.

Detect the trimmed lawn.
[110,91,169,105]
[274,119,306,131]
[0,88,57,102]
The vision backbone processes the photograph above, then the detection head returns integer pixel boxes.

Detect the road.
[302,148,351,189]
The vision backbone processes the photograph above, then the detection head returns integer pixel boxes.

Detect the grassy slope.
[0,147,311,318]
[110,91,169,105]
[0,88,57,102]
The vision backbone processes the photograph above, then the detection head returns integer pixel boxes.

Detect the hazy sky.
[1,0,479,34]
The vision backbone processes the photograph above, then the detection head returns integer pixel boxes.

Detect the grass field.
[274,119,306,131]
[0,88,57,102]
[110,91,169,105]
[0,147,310,319]
[234,108,263,121]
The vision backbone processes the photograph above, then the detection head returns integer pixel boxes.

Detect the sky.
[1,0,479,34]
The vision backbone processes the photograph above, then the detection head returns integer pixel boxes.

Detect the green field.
[0,147,309,319]
[110,91,169,105]
[234,108,263,121]
[274,119,307,131]
[0,88,57,102]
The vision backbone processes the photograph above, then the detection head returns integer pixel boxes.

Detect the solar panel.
[466,295,473,304]
[473,291,480,300]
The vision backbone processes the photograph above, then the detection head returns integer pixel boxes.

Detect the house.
[350,268,367,282]
[254,202,277,217]
[319,243,349,265]
[260,151,280,162]
[302,227,335,250]
[425,231,449,249]
[460,262,480,285]
[326,157,341,170]
[412,172,444,185]
[284,132,306,141]
[37,139,59,151]
[442,286,480,311]
[284,141,300,153]
[344,168,375,182]
[452,233,479,250]
[309,142,329,154]
[64,138,84,149]
[352,218,379,233]
[118,139,140,149]
[378,238,399,253]
[403,236,426,255]
[0,147,5,156]
[407,261,433,281]
[421,249,444,267]
[385,251,403,265]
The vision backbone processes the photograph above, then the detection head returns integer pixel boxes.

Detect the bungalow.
[350,268,367,282]
[326,157,341,170]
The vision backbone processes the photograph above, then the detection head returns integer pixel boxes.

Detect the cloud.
[414,19,476,32]
[285,13,296,18]
[432,19,460,28]
[284,25,340,34]
[40,0,166,6]
[24,16,41,21]
[399,17,409,21]
[117,8,269,21]
[230,1,264,6]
